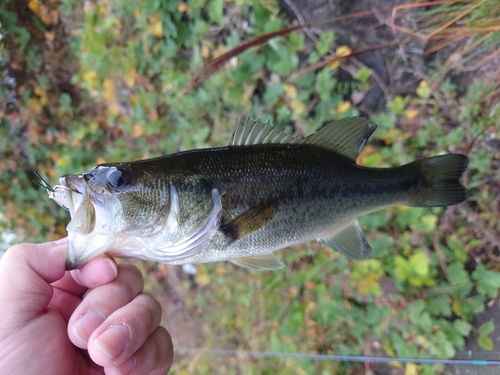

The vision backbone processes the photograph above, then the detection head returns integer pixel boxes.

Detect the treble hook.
[32,171,54,192]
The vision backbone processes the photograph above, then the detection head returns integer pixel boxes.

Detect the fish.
[44,117,468,270]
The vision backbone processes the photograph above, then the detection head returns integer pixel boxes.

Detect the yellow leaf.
[33,85,43,97]
[212,45,227,59]
[215,264,225,275]
[57,158,68,168]
[98,6,107,14]
[416,80,430,99]
[405,108,419,120]
[290,99,306,116]
[134,10,142,18]
[238,84,255,105]
[103,78,115,101]
[96,157,106,164]
[89,122,99,133]
[177,2,188,12]
[396,206,411,211]
[27,98,43,114]
[452,298,462,316]
[336,45,352,57]
[390,361,403,369]
[195,265,211,286]
[377,128,401,145]
[109,103,120,116]
[405,363,418,375]
[28,0,39,14]
[82,71,97,88]
[337,100,351,113]
[329,45,352,70]
[45,31,55,41]
[200,44,209,59]
[357,274,382,296]
[132,124,144,138]
[150,15,163,38]
[123,68,136,87]
[283,84,298,99]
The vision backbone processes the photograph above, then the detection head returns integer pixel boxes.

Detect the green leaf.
[207,0,223,24]
[479,320,494,336]
[263,82,284,106]
[394,256,411,280]
[314,68,337,101]
[452,319,471,337]
[250,8,271,28]
[317,30,335,55]
[472,264,500,298]
[420,214,438,232]
[426,296,451,317]
[388,95,407,115]
[353,66,373,83]
[289,32,305,51]
[477,335,494,351]
[409,252,429,277]
[447,261,470,286]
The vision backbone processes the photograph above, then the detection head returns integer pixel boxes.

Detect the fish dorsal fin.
[319,220,373,260]
[302,117,376,161]
[229,253,285,271]
[229,118,301,146]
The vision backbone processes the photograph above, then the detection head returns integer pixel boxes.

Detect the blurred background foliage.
[1,0,500,374]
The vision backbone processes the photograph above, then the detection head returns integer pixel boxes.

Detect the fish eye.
[107,169,131,189]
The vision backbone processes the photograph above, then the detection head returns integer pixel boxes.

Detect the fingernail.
[55,237,68,245]
[106,258,118,278]
[95,324,132,359]
[73,310,106,344]
[113,356,137,375]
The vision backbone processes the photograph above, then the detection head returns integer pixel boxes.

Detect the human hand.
[0,239,173,375]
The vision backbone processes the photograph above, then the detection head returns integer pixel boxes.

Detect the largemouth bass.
[46,118,468,270]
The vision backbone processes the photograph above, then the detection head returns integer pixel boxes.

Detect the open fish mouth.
[49,185,82,210]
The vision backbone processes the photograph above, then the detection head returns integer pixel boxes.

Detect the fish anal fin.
[302,117,376,161]
[229,253,284,271]
[319,220,373,260]
[221,199,278,243]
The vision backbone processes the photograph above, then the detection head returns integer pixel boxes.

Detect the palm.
[17,311,99,375]
[0,242,173,375]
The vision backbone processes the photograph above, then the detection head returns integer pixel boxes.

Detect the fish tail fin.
[408,154,468,207]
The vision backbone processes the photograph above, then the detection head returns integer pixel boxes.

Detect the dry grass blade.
[287,44,387,83]
[177,24,306,99]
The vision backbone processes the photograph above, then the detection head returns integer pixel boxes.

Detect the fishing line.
[175,347,500,366]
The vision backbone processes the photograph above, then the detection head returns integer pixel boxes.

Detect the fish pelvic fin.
[319,220,373,260]
[302,117,376,161]
[229,253,285,271]
[408,154,469,207]
[221,198,279,243]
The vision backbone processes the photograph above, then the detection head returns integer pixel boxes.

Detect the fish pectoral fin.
[302,117,376,161]
[319,220,373,260]
[229,253,285,271]
[221,199,278,243]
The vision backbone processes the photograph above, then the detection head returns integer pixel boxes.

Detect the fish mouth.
[48,174,106,269]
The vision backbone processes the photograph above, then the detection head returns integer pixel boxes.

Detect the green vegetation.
[1,0,499,374]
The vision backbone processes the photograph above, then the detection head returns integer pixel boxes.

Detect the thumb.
[0,239,68,325]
